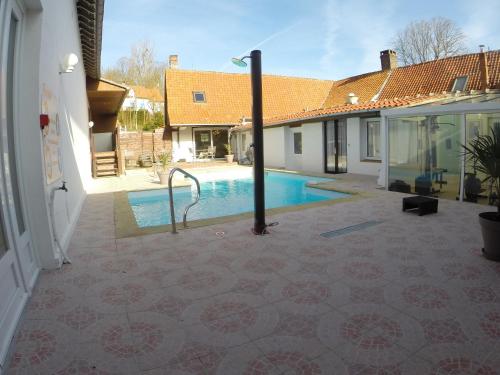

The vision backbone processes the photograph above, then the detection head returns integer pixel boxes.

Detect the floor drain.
[320,220,383,238]
[215,231,225,238]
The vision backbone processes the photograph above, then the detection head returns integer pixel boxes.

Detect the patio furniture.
[389,179,411,193]
[402,196,438,216]
[207,146,216,159]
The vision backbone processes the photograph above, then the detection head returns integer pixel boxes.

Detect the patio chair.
[207,146,216,159]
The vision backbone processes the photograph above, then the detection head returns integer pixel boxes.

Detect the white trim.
[382,101,500,118]
[459,113,466,202]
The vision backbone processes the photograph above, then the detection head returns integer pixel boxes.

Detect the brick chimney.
[169,55,178,69]
[479,46,489,90]
[380,49,397,70]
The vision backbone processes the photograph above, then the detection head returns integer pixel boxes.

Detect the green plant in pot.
[157,152,172,185]
[224,143,234,163]
[463,126,500,261]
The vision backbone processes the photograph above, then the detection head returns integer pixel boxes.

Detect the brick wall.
[120,131,172,166]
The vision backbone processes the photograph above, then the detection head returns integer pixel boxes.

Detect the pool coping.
[114,170,370,239]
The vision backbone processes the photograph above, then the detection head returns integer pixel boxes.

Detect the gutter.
[263,108,382,128]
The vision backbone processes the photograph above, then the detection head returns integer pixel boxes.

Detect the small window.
[193,91,206,103]
[452,76,468,92]
[293,133,302,154]
[365,120,381,159]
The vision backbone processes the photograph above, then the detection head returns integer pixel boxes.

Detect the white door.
[0,0,36,365]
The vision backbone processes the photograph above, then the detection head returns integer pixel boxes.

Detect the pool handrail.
[168,167,201,234]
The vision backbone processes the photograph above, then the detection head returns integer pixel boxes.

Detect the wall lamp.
[59,53,79,74]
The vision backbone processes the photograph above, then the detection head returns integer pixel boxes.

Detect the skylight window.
[193,91,206,103]
[452,76,468,92]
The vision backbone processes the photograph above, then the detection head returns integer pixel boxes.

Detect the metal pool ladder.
[168,167,201,234]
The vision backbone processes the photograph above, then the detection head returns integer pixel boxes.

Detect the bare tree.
[393,17,468,66]
[103,40,166,88]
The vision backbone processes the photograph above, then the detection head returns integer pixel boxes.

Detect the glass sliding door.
[194,130,211,159]
[464,112,500,205]
[325,119,347,173]
[388,114,462,200]
[212,129,228,158]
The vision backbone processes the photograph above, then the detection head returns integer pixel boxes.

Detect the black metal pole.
[250,50,267,234]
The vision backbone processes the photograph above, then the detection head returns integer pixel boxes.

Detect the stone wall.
[120,131,172,166]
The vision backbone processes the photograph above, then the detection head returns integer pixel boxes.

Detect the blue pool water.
[128,172,350,227]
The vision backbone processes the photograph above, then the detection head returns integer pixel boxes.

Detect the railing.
[168,167,201,234]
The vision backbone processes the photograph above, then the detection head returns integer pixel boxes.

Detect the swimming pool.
[128,171,350,227]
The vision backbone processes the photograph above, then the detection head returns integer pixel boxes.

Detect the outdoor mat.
[320,220,384,238]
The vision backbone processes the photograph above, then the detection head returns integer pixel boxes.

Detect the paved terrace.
[5,167,500,374]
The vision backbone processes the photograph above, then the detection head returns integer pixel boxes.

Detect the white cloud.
[321,0,397,78]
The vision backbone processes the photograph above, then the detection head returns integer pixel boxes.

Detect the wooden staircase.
[94,151,119,177]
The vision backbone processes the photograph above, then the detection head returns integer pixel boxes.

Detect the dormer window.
[193,91,206,103]
[452,76,468,92]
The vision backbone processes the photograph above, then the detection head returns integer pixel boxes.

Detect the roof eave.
[77,0,104,79]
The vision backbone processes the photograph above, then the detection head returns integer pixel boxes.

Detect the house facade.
[122,85,163,113]
[0,0,110,366]
[232,50,500,195]
[163,59,333,161]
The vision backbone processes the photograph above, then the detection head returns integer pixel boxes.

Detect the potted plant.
[157,152,172,185]
[224,144,234,163]
[463,126,500,261]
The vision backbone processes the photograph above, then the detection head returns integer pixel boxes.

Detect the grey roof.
[76,0,104,79]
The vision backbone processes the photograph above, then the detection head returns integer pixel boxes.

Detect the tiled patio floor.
[5,176,500,374]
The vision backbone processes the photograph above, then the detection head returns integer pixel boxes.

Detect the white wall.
[173,128,194,162]
[94,132,113,152]
[285,127,302,170]
[19,0,90,269]
[301,122,324,173]
[263,127,286,168]
[346,117,382,176]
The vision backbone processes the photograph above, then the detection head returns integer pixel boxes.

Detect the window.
[293,132,302,154]
[452,76,468,92]
[365,120,381,159]
[193,91,206,103]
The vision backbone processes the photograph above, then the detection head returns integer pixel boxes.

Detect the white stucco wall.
[174,128,195,161]
[301,122,324,173]
[346,117,382,176]
[263,126,286,168]
[16,0,90,269]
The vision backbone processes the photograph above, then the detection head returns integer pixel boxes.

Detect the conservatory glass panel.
[388,114,462,200]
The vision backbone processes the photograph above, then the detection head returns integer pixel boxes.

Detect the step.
[95,151,116,157]
[96,164,117,171]
[96,170,118,177]
[96,158,116,164]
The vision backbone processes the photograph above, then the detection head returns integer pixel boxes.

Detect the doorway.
[193,128,228,159]
[325,119,347,173]
[0,0,36,363]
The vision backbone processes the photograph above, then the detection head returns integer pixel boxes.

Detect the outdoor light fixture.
[231,50,267,235]
[60,53,79,74]
[88,121,95,128]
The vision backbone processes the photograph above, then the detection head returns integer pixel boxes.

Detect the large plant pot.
[225,154,234,163]
[158,171,169,185]
[479,212,500,261]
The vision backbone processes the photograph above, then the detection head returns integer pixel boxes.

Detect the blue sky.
[101,0,500,80]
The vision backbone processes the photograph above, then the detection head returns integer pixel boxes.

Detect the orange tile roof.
[379,51,500,99]
[254,95,446,128]
[164,69,333,125]
[130,85,163,102]
[322,70,390,107]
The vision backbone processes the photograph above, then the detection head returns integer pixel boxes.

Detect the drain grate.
[320,220,383,238]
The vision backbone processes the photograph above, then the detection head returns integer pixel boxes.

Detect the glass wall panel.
[464,112,500,206]
[388,114,462,200]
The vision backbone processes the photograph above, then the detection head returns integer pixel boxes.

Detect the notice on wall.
[41,84,63,185]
